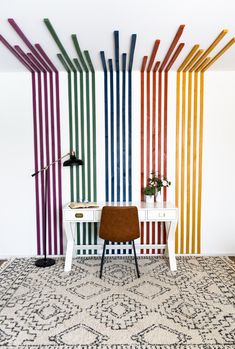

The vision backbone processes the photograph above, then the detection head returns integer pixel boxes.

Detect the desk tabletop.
[64,201,177,211]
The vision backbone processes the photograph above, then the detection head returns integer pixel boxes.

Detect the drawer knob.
[75,213,83,218]
[159,212,166,217]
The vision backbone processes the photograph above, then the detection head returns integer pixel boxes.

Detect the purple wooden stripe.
[55,72,63,254]
[9,18,61,255]
[0,35,33,72]
[2,25,62,255]
[35,44,63,254]
[15,46,46,256]
[0,39,42,255]
[31,73,41,254]
[27,53,52,255]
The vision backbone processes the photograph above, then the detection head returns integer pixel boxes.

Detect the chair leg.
[100,240,107,279]
[132,240,140,278]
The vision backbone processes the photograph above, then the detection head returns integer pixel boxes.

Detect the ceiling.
[1,0,235,72]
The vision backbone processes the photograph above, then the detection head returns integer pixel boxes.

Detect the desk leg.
[64,222,75,272]
[166,220,177,271]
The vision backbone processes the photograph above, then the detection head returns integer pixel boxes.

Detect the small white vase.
[156,190,162,203]
[145,195,154,204]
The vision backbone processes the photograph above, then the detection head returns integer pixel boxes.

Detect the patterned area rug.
[0,256,234,349]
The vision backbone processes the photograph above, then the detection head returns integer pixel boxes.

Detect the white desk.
[63,202,178,272]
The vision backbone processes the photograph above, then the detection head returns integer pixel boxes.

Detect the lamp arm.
[31,152,71,177]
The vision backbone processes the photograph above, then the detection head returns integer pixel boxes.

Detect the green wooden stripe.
[74,58,85,255]
[72,35,89,72]
[57,54,74,201]
[44,19,75,71]
[84,50,97,250]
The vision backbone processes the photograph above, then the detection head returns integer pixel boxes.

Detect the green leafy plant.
[143,186,156,196]
[143,172,171,195]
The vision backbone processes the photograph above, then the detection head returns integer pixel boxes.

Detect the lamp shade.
[63,151,83,167]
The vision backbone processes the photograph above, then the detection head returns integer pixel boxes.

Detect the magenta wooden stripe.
[31,72,41,254]
[15,47,46,256]
[0,38,42,254]
[35,44,62,253]
[34,46,58,253]
[27,53,53,254]
[9,19,62,255]
[0,35,33,72]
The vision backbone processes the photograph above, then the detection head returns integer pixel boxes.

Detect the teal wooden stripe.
[84,50,97,252]
[72,35,89,72]
[73,58,83,255]
[57,54,74,201]
[44,19,75,71]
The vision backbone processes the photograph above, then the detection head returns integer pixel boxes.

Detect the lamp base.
[35,258,55,268]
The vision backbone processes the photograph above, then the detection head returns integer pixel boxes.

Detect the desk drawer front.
[64,210,94,222]
[147,209,176,221]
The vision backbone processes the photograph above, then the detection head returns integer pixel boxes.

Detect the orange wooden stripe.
[159,25,185,72]
[195,57,211,72]
[157,71,162,253]
[153,60,161,72]
[165,43,185,71]
[140,56,147,254]
[177,45,200,72]
[147,40,160,72]
[152,66,158,254]
[186,71,192,254]
[180,71,186,254]
[146,69,151,186]
[192,71,198,254]
[190,29,228,71]
[197,72,204,254]
[175,72,180,253]
[202,38,235,71]
[163,71,168,202]
[184,49,204,72]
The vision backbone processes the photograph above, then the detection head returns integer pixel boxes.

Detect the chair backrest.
[99,206,140,243]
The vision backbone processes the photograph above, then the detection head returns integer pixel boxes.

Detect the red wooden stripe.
[165,43,185,72]
[147,40,160,72]
[159,25,185,72]
[140,56,147,254]
[157,71,162,253]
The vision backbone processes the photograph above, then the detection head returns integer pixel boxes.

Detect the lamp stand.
[32,151,83,268]
[35,168,55,268]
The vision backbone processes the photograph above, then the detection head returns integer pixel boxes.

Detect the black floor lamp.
[32,151,83,268]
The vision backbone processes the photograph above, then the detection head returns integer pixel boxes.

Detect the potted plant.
[143,172,171,203]
[143,185,156,203]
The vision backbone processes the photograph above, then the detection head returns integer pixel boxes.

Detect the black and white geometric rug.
[0,256,234,348]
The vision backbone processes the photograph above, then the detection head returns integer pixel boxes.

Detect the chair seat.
[99,206,140,279]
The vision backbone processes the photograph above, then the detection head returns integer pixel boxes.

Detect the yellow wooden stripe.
[195,57,211,72]
[175,72,180,253]
[177,45,200,72]
[186,71,192,254]
[183,49,204,72]
[190,30,228,71]
[192,71,198,254]
[180,72,186,254]
[202,38,235,71]
[197,72,204,254]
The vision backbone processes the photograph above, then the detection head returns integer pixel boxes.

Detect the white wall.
[202,71,235,255]
[0,70,234,256]
[0,72,36,256]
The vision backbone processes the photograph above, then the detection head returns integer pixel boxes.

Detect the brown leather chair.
[99,206,140,278]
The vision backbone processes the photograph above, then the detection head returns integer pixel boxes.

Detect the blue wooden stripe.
[122,53,127,202]
[128,34,137,200]
[108,59,115,202]
[114,31,120,202]
[100,52,109,201]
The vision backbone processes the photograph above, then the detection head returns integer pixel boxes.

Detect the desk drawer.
[147,209,176,221]
[64,210,94,222]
